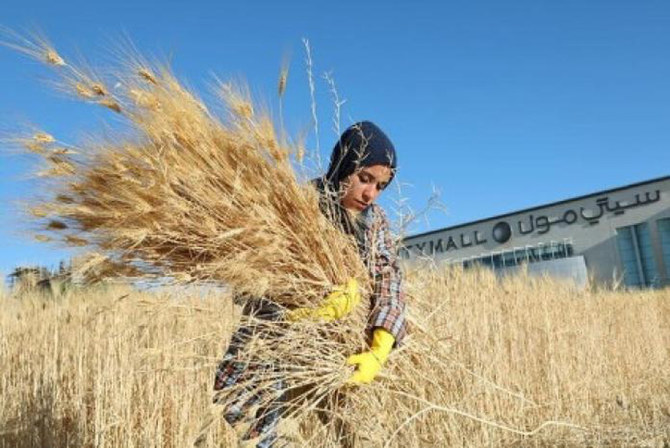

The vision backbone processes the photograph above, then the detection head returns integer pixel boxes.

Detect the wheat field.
[1,267,668,447]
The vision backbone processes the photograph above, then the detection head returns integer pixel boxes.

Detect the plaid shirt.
[357,204,407,345]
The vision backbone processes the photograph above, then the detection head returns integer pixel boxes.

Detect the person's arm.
[367,205,407,346]
[346,206,407,384]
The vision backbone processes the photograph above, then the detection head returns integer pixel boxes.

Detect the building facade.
[401,176,670,288]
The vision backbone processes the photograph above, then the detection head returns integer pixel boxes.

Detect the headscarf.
[314,121,398,240]
[324,120,397,192]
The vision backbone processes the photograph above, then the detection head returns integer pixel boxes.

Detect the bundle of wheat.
[2,31,368,308]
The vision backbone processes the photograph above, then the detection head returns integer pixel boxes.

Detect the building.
[401,176,670,288]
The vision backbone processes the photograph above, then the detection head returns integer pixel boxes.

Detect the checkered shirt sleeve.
[367,206,407,345]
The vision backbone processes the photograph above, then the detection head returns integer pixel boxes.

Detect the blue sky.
[1,0,669,275]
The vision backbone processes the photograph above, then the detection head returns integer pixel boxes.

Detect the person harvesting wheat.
[213,120,407,447]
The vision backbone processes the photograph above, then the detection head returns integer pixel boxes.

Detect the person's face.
[340,164,392,213]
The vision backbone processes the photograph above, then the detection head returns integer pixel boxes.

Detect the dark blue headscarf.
[324,121,397,191]
[314,121,397,238]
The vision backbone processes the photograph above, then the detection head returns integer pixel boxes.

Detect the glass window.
[503,250,516,267]
[461,239,575,272]
[658,218,670,278]
[616,223,659,288]
[514,247,528,265]
[526,246,540,263]
[616,227,642,287]
[635,223,660,287]
[492,253,503,269]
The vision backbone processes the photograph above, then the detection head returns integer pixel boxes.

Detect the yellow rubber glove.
[287,278,361,322]
[346,328,395,385]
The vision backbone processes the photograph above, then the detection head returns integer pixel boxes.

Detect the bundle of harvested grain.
[3,32,368,308]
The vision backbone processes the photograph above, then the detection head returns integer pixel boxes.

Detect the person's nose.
[362,184,376,203]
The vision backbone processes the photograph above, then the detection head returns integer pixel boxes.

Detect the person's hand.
[347,328,395,385]
[286,278,361,322]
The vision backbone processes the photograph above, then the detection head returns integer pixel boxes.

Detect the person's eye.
[359,173,372,183]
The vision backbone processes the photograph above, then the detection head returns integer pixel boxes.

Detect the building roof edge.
[405,175,670,241]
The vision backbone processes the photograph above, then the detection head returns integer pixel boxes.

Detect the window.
[616,223,660,288]
[541,242,555,261]
[658,218,670,279]
[459,241,574,271]
[526,245,541,263]
[502,251,516,267]
[616,227,641,286]
[491,253,503,269]
[636,223,660,286]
